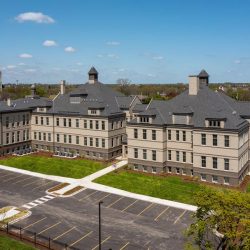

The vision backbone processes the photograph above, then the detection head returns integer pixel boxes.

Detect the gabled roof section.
[88,67,98,74]
[136,85,248,130]
[115,96,135,109]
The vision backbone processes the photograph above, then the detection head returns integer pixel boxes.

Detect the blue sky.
[0,0,250,84]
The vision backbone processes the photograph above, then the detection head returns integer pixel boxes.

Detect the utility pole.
[99,201,103,250]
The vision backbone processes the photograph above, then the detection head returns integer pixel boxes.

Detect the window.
[90,137,93,146]
[68,119,72,127]
[134,148,138,158]
[64,135,67,143]
[39,132,41,140]
[43,133,46,141]
[143,149,147,160]
[201,174,206,181]
[168,150,172,161]
[91,110,97,114]
[46,117,49,126]
[224,135,229,147]
[22,115,25,125]
[209,120,221,127]
[134,129,138,139]
[201,156,206,167]
[182,131,186,141]
[102,139,105,148]
[201,134,206,145]
[102,121,105,130]
[168,167,172,173]
[76,136,79,144]
[6,133,9,144]
[182,169,187,175]
[191,152,193,163]
[84,137,87,146]
[176,130,180,141]
[168,130,171,140]
[140,117,149,123]
[34,132,37,140]
[76,119,79,128]
[152,130,156,140]
[56,134,60,142]
[224,158,229,170]
[213,157,218,169]
[17,131,20,142]
[63,118,67,127]
[143,165,147,172]
[143,129,147,139]
[96,138,99,147]
[176,168,180,174]
[176,151,180,161]
[48,133,51,142]
[23,130,26,141]
[212,175,218,183]
[191,169,194,176]
[152,167,156,173]
[95,121,99,130]
[56,118,59,126]
[68,135,72,143]
[213,134,218,146]
[26,114,29,125]
[41,117,44,125]
[90,120,93,129]
[134,165,138,171]
[152,150,156,161]
[35,116,38,125]
[224,177,229,185]
[84,120,87,129]
[183,152,186,162]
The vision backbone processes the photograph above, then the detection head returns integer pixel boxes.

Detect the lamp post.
[99,201,103,250]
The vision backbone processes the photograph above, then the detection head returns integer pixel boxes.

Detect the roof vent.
[232,110,237,115]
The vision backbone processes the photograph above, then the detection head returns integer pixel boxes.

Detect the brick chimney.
[189,75,200,95]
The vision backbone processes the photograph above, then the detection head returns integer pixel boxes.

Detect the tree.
[116,78,132,96]
[186,187,250,249]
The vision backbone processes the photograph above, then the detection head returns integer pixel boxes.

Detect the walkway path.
[0,159,197,212]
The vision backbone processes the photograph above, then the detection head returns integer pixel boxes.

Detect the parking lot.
[0,168,194,249]
[0,169,59,207]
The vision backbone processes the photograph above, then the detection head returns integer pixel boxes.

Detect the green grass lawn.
[0,235,35,250]
[247,183,250,193]
[95,170,204,205]
[0,155,107,179]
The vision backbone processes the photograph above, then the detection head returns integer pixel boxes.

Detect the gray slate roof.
[132,103,147,112]
[48,82,133,116]
[130,85,249,130]
[0,97,52,113]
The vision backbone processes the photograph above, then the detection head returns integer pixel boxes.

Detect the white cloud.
[106,41,120,46]
[43,40,57,47]
[64,46,76,53]
[15,12,55,24]
[234,59,241,64]
[25,69,37,72]
[76,62,83,66]
[7,65,17,69]
[152,56,164,60]
[147,73,156,77]
[18,63,25,66]
[107,54,119,59]
[97,54,104,58]
[19,53,33,58]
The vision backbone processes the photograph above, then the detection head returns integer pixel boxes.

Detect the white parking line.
[174,210,186,224]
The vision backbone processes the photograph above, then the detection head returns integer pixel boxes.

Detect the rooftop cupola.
[198,69,209,86]
[31,84,36,97]
[88,67,98,84]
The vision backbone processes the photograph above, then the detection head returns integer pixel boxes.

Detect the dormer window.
[206,118,225,128]
[209,120,221,127]
[91,110,97,114]
[140,117,149,123]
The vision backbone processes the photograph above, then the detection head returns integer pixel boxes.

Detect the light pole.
[99,201,103,250]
